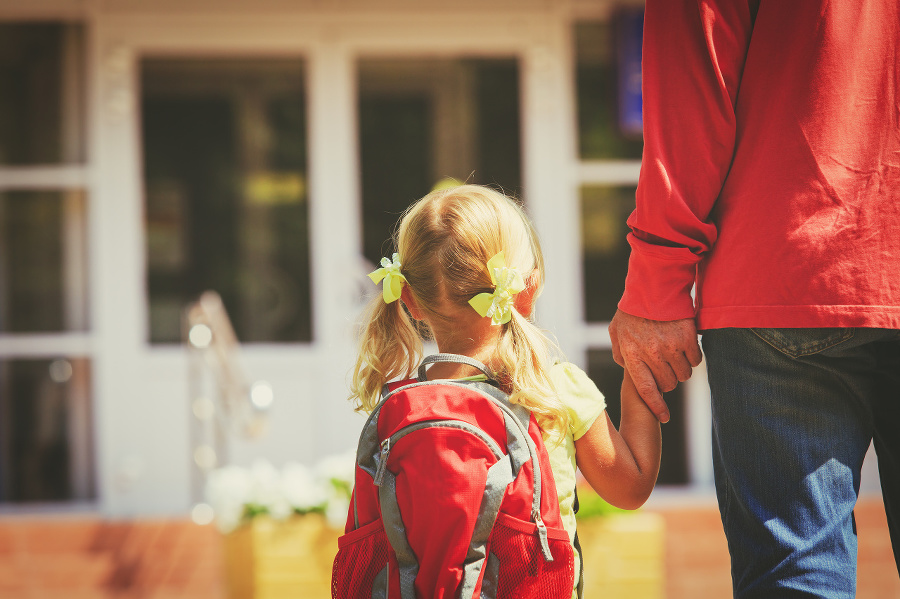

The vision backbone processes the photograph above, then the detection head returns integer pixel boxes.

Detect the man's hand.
[608,309,702,423]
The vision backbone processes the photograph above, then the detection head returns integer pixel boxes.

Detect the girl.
[350,184,661,597]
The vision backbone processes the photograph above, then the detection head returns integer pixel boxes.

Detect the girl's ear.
[400,286,424,320]
[514,272,540,318]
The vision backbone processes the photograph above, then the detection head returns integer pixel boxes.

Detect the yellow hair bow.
[468,251,526,326]
[368,253,406,303]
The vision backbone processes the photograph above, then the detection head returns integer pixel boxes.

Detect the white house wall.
[7,0,861,518]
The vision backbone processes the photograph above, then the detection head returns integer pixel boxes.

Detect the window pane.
[141,58,311,344]
[358,58,521,264]
[0,191,89,333]
[0,23,85,164]
[581,184,634,322]
[586,349,688,485]
[0,358,94,502]
[575,17,643,160]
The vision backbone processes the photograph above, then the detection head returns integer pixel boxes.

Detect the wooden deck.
[0,497,895,598]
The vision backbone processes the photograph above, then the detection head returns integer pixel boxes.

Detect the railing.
[183,291,273,509]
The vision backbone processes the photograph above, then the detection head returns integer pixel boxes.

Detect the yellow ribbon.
[468,251,526,325]
[368,253,406,304]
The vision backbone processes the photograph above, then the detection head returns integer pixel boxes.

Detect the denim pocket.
[750,328,855,358]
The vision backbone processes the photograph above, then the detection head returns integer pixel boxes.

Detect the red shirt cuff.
[618,233,698,321]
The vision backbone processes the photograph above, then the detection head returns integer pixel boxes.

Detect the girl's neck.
[422,347,496,380]
[419,298,502,380]
[426,328,499,380]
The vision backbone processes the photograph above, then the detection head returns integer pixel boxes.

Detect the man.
[609,1,900,597]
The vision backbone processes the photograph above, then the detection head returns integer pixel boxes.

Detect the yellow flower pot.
[577,512,665,599]
[223,514,340,599]
[221,511,662,599]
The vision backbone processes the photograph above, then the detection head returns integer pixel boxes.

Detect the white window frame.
[0,17,96,509]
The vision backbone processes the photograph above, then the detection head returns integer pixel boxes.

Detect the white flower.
[205,465,253,533]
[325,495,350,529]
[247,459,280,506]
[204,450,357,533]
[316,449,356,528]
[281,461,329,512]
[314,448,356,491]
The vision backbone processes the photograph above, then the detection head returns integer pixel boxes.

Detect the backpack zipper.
[372,419,505,487]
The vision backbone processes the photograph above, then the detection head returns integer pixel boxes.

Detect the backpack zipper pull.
[533,511,554,561]
[373,437,391,487]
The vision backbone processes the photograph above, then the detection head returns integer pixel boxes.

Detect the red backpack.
[331,354,575,599]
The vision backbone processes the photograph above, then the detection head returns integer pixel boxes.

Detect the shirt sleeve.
[549,362,607,441]
[618,0,758,321]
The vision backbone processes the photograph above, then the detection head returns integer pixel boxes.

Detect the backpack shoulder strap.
[416,353,496,382]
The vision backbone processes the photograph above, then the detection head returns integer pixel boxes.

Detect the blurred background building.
[0,0,883,522]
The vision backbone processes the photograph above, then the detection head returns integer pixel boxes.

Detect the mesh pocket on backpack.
[331,520,390,598]
[488,512,575,599]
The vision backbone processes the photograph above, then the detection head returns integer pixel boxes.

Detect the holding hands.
[608,309,703,423]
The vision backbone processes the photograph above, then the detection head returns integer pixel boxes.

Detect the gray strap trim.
[479,552,500,599]
[459,454,515,599]
[372,564,388,599]
[466,381,530,427]
[356,378,427,482]
[357,408,385,479]
[502,412,530,479]
[355,407,382,528]
[466,382,544,526]
[417,353,495,381]
[378,470,418,599]
[355,382,406,528]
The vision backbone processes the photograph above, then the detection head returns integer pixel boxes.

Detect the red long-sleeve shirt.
[619,0,900,330]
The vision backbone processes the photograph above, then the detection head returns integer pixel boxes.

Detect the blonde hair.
[349,185,569,439]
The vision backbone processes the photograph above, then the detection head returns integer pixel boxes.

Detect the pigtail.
[496,305,569,444]
[349,293,423,412]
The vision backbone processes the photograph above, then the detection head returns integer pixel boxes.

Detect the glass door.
[357,57,522,266]
[141,57,313,345]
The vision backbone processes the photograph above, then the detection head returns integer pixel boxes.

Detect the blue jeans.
[702,327,900,598]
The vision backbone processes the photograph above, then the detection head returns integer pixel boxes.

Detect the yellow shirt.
[546,362,607,596]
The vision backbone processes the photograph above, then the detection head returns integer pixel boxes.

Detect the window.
[574,15,643,161]
[0,191,88,333]
[0,23,92,504]
[574,13,645,323]
[357,58,521,264]
[0,23,85,165]
[141,58,312,344]
[0,358,93,502]
[581,184,635,323]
